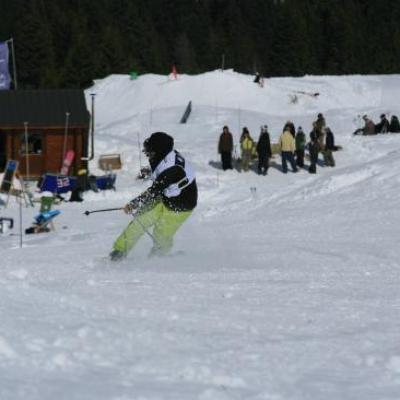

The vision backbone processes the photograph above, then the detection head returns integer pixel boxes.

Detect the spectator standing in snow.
[109,132,197,261]
[240,127,255,172]
[295,126,306,168]
[314,113,326,150]
[375,113,390,134]
[218,125,234,170]
[389,115,400,133]
[323,127,336,167]
[239,126,250,144]
[309,122,319,142]
[314,113,326,134]
[279,129,297,173]
[283,120,296,138]
[256,125,272,175]
[308,137,320,174]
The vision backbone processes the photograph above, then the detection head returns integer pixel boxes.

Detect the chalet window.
[20,133,43,155]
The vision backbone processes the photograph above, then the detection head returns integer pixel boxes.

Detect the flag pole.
[6,38,17,90]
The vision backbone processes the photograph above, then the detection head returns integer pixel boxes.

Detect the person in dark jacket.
[218,126,234,170]
[323,127,336,167]
[309,122,319,142]
[295,126,306,168]
[389,115,400,133]
[110,132,197,261]
[256,125,272,175]
[308,137,320,174]
[375,114,390,134]
[253,72,264,87]
[69,169,87,202]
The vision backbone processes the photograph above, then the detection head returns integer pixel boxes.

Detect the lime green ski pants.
[113,202,192,256]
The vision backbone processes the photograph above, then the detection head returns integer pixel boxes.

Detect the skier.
[109,132,197,261]
[256,125,272,175]
[218,125,234,170]
[295,126,306,168]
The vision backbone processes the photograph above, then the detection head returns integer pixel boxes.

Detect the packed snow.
[1,70,400,399]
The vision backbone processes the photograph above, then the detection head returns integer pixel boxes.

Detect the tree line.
[1,0,399,89]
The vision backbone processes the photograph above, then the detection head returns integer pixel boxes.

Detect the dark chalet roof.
[0,89,90,128]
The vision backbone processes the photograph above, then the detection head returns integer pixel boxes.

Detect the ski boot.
[109,249,126,262]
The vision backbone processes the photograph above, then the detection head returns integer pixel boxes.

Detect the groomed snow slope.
[1,70,400,400]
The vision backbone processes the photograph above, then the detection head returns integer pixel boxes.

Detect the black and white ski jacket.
[130,150,197,212]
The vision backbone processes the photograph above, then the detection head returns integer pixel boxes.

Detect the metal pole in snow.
[23,122,30,181]
[62,112,70,166]
[19,197,22,248]
[89,93,96,160]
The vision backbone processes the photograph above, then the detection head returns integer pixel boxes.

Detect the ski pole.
[84,207,123,216]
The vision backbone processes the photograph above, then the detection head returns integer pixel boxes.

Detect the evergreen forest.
[1,0,400,89]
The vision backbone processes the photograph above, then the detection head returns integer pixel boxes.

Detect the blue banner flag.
[0,41,11,90]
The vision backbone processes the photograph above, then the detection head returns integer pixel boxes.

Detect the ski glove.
[124,202,136,214]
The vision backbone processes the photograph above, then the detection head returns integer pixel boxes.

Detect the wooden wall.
[1,127,88,178]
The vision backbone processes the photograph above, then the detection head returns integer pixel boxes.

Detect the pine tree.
[14,0,57,88]
[62,17,96,88]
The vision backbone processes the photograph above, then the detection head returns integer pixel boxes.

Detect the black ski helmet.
[143,132,174,160]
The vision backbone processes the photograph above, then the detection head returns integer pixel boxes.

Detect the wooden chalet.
[0,90,90,179]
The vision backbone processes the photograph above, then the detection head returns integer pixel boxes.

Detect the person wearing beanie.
[109,131,197,261]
